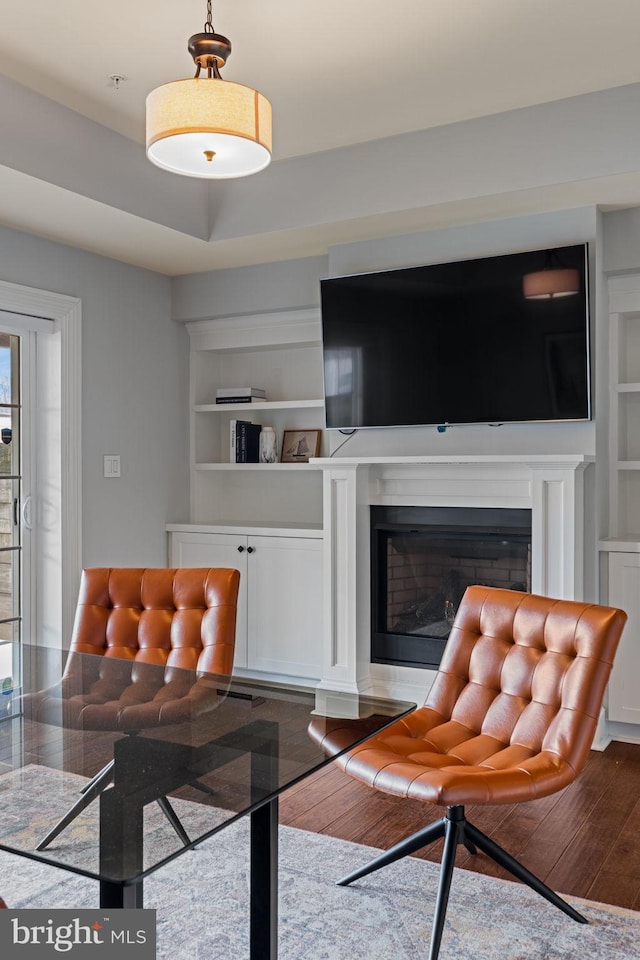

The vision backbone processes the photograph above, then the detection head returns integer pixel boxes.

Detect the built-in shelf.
[167,521,323,536]
[600,537,640,552]
[195,462,324,472]
[609,277,640,536]
[187,307,325,526]
[195,399,324,413]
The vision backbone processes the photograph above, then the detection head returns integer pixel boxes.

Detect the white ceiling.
[3,0,640,273]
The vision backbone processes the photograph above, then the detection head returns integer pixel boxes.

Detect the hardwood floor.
[5,715,639,913]
[279,739,640,912]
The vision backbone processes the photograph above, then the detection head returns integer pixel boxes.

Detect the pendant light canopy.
[146,1,272,179]
[523,249,580,300]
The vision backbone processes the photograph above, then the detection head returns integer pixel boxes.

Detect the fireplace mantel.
[312,454,595,702]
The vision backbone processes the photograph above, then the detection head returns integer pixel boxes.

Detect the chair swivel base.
[36,760,192,852]
[337,805,587,960]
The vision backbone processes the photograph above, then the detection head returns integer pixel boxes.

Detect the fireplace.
[371,505,532,669]
[315,454,591,701]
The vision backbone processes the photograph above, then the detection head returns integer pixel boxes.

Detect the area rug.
[1,768,639,959]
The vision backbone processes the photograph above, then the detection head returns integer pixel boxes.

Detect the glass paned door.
[0,333,21,717]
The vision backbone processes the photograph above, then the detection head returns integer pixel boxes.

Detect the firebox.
[371,505,532,670]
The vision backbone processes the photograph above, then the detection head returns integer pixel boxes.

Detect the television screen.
[320,244,590,430]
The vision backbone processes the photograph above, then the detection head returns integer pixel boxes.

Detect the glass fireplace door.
[371,506,532,669]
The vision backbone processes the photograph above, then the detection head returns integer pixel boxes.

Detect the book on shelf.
[217,386,266,402]
[229,418,249,463]
[236,421,262,463]
[229,419,261,463]
[216,395,268,404]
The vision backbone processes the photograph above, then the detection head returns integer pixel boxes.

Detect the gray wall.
[172,255,327,320]
[0,223,189,566]
[602,207,640,274]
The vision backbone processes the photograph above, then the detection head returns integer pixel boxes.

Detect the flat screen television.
[320,244,590,430]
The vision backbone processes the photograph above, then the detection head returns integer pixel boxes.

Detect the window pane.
[0,547,18,622]
[0,639,18,718]
[0,622,19,642]
[0,479,16,550]
[0,334,18,477]
[0,335,15,405]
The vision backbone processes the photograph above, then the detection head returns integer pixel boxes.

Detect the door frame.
[0,279,81,646]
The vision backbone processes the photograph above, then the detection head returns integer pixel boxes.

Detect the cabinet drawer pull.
[237,545,245,553]
[247,546,255,554]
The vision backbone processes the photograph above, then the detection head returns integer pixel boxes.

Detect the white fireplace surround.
[313,455,594,704]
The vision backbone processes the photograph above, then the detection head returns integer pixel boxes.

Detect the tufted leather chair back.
[70,567,240,676]
[315,585,627,809]
[424,585,625,780]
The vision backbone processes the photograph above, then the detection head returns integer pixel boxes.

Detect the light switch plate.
[103,455,121,478]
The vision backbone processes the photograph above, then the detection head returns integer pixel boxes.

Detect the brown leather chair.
[311,586,627,960]
[26,567,240,850]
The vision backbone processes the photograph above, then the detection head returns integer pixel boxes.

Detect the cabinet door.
[608,552,640,724]
[169,532,248,669]
[247,536,322,678]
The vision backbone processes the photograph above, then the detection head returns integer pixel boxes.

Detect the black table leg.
[250,796,278,960]
[100,781,144,909]
[250,720,279,960]
[100,879,144,908]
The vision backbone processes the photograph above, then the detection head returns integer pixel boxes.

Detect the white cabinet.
[606,550,640,724]
[186,309,325,527]
[169,527,323,681]
[246,536,322,677]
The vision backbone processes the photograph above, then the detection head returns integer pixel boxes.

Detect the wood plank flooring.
[279,740,640,911]
[5,715,639,913]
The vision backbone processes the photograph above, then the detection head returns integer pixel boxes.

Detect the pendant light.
[523,248,580,300]
[146,0,272,179]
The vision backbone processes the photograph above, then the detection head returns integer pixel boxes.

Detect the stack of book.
[216,387,267,404]
[230,420,262,463]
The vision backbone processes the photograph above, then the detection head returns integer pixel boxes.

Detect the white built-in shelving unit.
[169,308,327,685]
[186,308,325,526]
[601,274,640,739]
[607,275,640,536]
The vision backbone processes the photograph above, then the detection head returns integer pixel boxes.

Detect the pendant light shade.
[145,2,272,179]
[146,79,272,178]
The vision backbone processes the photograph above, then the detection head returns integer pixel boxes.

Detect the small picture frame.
[281,429,321,463]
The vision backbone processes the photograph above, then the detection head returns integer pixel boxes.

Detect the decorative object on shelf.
[522,248,580,300]
[146,0,272,179]
[216,387,267,404]
[260,427,278,463]
[281,430,321,463]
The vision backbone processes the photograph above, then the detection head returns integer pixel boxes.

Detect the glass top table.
[0,645,415,959]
